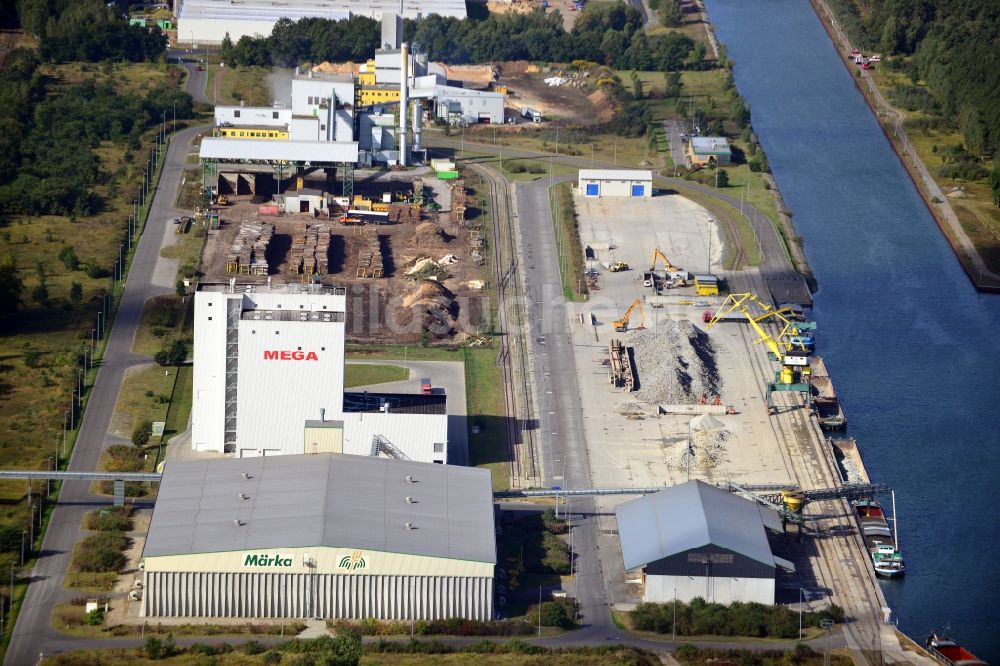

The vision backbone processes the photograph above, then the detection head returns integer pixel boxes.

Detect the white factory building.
[578,169,653,198]
[192,282,448,463]
[201,15,506,169]
[140,454,495,620]
[615,480,794,605]
[176,0,467,45]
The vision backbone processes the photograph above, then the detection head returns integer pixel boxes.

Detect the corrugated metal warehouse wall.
[142,571,493,620]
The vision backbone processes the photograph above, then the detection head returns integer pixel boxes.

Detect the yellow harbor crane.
[705,293,811,410]
[613,298,645,332]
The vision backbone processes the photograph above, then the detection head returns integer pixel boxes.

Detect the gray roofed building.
[615,480,791,605]
[144,453,494,563]
[616,480,786,570]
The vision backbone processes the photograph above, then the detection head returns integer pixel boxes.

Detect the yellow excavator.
[650,248,682,273]
[705,292,810,390]
[613,298,645,332]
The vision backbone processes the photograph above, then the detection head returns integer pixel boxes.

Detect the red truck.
[420,378,432,395]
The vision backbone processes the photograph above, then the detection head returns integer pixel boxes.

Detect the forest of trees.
[827,0,1000,159]
[16,0,166,62]
[220,5,701,72]
[0,48,192,217]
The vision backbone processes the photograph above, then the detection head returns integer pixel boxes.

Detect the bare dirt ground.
[200,175,486,344]
[496,62,599,120]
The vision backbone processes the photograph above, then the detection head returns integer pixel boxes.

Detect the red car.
[195,63,204,71]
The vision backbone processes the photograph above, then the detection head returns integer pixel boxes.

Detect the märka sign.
[263,350,319,361]
[243,554,294,567]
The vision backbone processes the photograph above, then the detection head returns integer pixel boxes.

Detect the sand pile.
[588,89,616,123]
[628,320,722,405]
[663,429,730,470]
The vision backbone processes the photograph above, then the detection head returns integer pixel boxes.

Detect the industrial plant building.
[176,0,467,45]
[140,454,495,619]
[192,282,448,463]
[199,14,506,182]
[577,170,653,198]
[615,480,794,605]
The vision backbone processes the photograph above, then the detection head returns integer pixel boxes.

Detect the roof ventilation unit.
[404,522,414,530]
[405,496,413,504]
[233,519,244,527]
[405,475,414,483]
[239,493,249,500]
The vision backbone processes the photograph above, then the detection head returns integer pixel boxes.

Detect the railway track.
[470,164,538,486]
[733,318,890,664]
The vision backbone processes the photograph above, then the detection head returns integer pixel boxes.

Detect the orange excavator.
[613,298,645,332]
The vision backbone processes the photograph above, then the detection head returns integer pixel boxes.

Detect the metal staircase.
[370,434,410,460]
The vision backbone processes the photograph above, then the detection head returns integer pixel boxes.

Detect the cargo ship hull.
[854,499,905,577]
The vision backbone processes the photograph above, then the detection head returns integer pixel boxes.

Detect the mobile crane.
[705,293,811,410]
[613,298,645,332]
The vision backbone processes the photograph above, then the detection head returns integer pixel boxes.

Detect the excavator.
[613,298,645,332]
[650,248,682,274]
[705,293,811,410]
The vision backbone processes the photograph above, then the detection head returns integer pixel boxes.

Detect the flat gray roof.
[144,454,495,563]
[615,480,786,571]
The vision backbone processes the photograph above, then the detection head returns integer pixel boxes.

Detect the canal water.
[704,0,1000,656]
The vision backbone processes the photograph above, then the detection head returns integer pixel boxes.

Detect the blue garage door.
[586,183,600,196]
[631,184,645,197]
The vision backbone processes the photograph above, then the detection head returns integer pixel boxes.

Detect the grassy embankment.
[864,66,1000,274]
[549,183,589,302]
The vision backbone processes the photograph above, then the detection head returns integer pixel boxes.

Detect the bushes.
[98,444,147,496]
[131,419,152,447]
[154,338,188,366]
[85,507,134,532]
[630,599,845,639]
[526,598,578,629]
[71,531,127,573]
[331,617,534,637]
[541,532,571,574]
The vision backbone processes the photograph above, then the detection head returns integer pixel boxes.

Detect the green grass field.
[550,182,588,302]
[215,65,277,106]
[108,364,175,440]
[344,364,409,388]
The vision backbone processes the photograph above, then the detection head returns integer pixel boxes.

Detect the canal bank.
[704,0,1000,659]
[808,0,1000,294]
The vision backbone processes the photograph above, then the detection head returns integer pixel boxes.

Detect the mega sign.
[243,553,294,567]
[263,350,319,361]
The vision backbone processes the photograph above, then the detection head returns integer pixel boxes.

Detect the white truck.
[520,107,542,123]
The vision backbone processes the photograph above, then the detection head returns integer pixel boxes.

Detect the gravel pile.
[663,429,729,470]
[628,320,723,405]
[616,400,648,415]
[836,450,864,484]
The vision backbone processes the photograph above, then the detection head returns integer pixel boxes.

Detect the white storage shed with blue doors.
[578,169,653,198]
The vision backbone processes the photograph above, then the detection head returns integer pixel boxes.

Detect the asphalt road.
[514,177,617,640]
[6,62,212,664]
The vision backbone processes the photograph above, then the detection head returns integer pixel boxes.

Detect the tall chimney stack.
[399,42,409,167]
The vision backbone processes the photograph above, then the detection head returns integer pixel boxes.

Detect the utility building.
[140,454,495,620]
[577,170,653,198]
[687,137,732,167]
[615,480,794,605]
